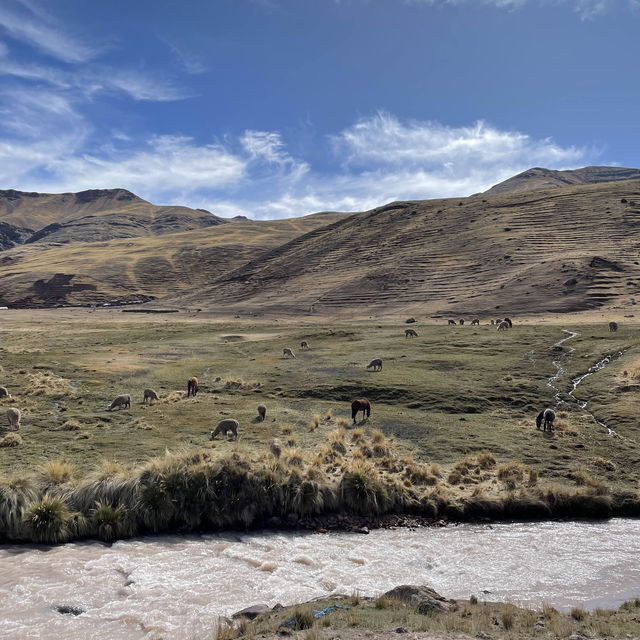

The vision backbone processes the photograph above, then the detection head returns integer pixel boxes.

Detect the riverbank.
[224,588,640,640]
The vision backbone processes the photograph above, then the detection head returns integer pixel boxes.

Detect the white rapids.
[2,519,640,640]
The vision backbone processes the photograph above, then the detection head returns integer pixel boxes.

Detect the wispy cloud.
[0,2,100,62]
[164,40,207,75]
[406,0,635,19]
[0,110,595,218]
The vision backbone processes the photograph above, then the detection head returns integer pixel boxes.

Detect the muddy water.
[2,519,640,640]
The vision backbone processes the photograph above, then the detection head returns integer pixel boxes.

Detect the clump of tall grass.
[282,425,293,435]
[91,502,129,542]
[325,409,333,421]
[340,462,388,515]
[476,451,496,469]
[571,470,609,494]
[336,417,349,429]
[0,433,23,447]
[23,494,73,543]
[41,460,74,486]
[60,420,81,431]
[351,428,365,444]
[312,414,321,429]
[285,448,305,467]
[591,457,616,472]
[496,461,524,489]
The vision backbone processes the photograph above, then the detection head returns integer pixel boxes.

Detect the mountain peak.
[485,166,640,195]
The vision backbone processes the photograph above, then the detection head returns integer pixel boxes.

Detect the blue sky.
[0,0,638,219]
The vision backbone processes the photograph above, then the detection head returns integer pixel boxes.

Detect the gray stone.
[232,604,271,620]
[384,585,451,614]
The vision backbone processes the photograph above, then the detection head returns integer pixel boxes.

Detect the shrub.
[23,494,73,543]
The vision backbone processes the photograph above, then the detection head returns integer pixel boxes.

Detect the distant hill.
[0,188,226,249]
[485,166,640,195]
[167,179,640,317]
[0,210,348,307]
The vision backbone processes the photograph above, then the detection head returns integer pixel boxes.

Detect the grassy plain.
[1,309,639,541]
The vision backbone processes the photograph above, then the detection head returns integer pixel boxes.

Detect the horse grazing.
[351,398,371,424]
[497,321,509,331]
[300,341,309,349]
[609,321,618,332]
[366,358,383,371]
[536,408,555,432]
[448,319,456,325]
[471,318,480,326]
[187,377,199,397]
[405,328,418,338]
[210,418,238,440]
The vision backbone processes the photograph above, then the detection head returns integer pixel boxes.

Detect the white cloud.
[11,135,248,197]
[406,0,634,19]
[0,2,99,63]
[0,108,595,219]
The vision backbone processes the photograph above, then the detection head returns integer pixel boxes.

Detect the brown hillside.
[167,180,640,317]
[485,166,640,195]
[0,188,226,247]
[0,211,346,307]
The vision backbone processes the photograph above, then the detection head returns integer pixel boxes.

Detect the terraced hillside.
[0,212,347,307]
[169,179,640,317]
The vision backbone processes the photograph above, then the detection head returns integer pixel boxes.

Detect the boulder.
[232,604,271,620]
[384,585,451,614]
[405,317,416,324]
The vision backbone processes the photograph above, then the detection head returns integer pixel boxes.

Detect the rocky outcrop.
[384,585,453,614]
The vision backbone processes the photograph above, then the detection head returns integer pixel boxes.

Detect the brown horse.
[187,376,199,397]
[351,398,371,423]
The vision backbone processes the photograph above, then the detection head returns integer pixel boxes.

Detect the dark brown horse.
[187,376,199,397]
[351,398,371,423]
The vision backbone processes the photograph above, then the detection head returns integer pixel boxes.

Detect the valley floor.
[0,308,639,542]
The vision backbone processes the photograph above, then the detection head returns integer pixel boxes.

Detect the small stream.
[546,330,622,435]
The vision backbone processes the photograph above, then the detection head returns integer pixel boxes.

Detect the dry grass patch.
[0,432,23,447]
[41,460,74,485]
[25,371,74,396]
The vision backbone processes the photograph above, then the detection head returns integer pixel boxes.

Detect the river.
[2,519,640,640]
